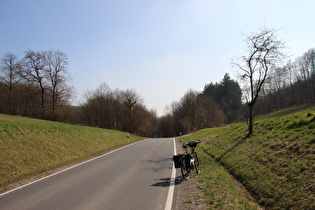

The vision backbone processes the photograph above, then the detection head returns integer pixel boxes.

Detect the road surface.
[0,138,176,210]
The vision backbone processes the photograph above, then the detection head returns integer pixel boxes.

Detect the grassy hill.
[0,114,145,192]
[182,104,315,209]
[1,104,314,208]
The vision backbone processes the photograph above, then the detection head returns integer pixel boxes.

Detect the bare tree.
[179,89,198,132]
[122,89,142,133]
[0,53,21,114]
[233,27,285,136]
[44,50,71,120]
[20,50,47,119]
[80,85,157,136]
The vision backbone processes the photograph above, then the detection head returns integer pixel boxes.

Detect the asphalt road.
[0,138,176,210]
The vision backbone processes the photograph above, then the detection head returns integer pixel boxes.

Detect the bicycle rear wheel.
[193,152,200,174]
[180,158,190,179]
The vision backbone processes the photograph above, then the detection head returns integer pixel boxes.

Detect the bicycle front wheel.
[180,158,190,179]
[193,152,200,174]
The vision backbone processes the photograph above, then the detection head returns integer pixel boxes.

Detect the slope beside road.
[0,138,176,210]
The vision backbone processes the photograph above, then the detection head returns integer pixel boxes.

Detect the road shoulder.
[173,139,210,209]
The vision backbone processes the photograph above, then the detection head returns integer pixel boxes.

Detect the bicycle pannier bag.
[173,155,181,168]
[185,154,194,169]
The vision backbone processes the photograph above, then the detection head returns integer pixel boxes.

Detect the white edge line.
[0,139,146,197]
[165,138,177,210]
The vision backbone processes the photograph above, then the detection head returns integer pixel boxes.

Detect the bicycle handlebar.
[183,140,201,148]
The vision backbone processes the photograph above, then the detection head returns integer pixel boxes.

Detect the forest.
[0,48,314,137]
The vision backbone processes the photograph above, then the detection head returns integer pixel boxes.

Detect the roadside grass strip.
[182,104,315,209]
[0,114,145,192]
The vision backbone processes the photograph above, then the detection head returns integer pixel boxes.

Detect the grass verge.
[182,104,315,209]
[0,114,145,192]
[178,137,261,209]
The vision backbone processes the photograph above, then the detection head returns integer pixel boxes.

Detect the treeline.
[155,48,315,137]
[79,83,158,137]
[158,74,242,137]
[253,48,315,116]
[0,50,72,121]
[1,48,314,137]
[77,73,241,138]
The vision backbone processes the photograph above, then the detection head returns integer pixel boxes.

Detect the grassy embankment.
[182,104,315,209]
[0,114,145,192]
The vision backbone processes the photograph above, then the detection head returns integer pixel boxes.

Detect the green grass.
[0,114,145,191]
[182,104,315,209]
[195,150,260,209]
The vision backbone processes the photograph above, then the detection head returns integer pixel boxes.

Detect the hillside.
[182,104,315,209]
[0,114,144,192]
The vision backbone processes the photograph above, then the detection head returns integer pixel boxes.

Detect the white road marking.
[165,138,177,210]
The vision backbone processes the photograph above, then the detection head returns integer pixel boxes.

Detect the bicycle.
[173,140,201,179]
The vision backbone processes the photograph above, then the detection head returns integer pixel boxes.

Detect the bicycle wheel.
[193,152,200,174]
[180,157,190,179]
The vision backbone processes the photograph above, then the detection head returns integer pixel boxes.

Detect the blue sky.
[1,0,314,116]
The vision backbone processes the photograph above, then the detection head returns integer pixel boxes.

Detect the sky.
[1,0,314,116]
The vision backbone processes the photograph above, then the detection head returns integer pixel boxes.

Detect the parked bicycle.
[173,140,201,179]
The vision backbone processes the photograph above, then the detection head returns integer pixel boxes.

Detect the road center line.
[165,138,177,210]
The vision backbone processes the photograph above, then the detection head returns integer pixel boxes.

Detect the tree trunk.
[52,89,56,120]
[247,103,254,137]
[39,82,45,119]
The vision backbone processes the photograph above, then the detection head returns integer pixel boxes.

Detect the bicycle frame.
[173,140,201,179]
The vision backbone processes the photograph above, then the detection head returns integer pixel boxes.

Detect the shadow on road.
[150,176,185,187]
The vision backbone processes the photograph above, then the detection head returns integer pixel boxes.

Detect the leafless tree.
[44,50,71,120]
[296,48,315,100]
[0,53,21,114]
[233,27,285,136]
[122,89,142,133]
[179,89,198,132]
[195,94,225,128]
[20,50,47,118]
[80,84,157,136]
